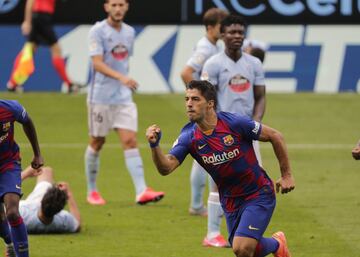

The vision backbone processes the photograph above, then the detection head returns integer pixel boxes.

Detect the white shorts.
[24,181,52,204]
[88,103,138,137]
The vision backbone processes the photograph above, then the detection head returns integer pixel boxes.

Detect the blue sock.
[254,237,279,257]
[85,145,100,194]
[207,192,223,238]
[0,220,12,244]
[190,161,207,210]
[9,217,28,257]
[124,148,146,196]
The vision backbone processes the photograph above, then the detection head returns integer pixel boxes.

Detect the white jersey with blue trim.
[186,36,222,80]
[201,51,265,118]
[88,19,135,105]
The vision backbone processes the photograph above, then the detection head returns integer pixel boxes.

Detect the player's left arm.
[258,124,295,194]
[22,116,44,170]
[21,166,42,181]
[253,85,266,122]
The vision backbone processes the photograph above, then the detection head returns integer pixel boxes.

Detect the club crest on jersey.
[111,44,128,60]
[223,135,234,146]
[2,122,10,132]
[228,74,250,92]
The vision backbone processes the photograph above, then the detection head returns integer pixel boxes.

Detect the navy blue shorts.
[224,188,276,245]
[0,162,22,201]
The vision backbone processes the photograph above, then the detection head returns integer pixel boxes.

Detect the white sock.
[84,145,99,194]
[207,192,223,238]
[190,161,207,210]
[124,148,147,196]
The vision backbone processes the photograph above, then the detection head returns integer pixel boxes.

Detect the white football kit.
[202,51,265,118]
[19,181,79,233]
[186,36,222,80]
[87,20,137,135]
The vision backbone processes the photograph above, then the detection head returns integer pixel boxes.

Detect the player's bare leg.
[85,136,106,205]
[3,193,29,257]
[117,128,164,204]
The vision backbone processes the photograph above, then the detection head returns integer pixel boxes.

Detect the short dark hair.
[203,8,229,28]
[186,80,217,110]
[250,47,266,63]
[220,15,247,33]
[41,186,67,219]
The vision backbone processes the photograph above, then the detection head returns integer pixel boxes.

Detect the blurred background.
[0,0,359,93]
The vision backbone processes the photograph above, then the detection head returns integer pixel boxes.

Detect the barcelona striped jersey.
[0,100,29,172]
[169,112,273,212]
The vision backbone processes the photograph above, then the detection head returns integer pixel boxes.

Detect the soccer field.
[1,92,360,257]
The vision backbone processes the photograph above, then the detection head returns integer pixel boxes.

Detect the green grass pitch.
[1,92,359,257]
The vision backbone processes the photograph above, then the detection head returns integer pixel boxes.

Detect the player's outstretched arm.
[146,125,180,176]
[21,166,43,181]
[22,116,44,169]
[258,124,295,194]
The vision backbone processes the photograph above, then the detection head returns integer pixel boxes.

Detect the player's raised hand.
[58,182,72,197]
[276,174,295,194]
[146,125,162,147]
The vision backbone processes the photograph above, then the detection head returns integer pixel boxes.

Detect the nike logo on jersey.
[198,144,207,150]
[15,185,21,189]
[248,225,260,231]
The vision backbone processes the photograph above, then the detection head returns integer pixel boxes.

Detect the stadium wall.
[0,25,359,93]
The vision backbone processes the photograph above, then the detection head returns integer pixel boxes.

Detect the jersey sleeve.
[253,58,265,86]
[88,25,104,57]
[55,211,80,233]
[201,57,218,86]
[186,45,213,73]
[226,113,262,141]
[168,130,191,164]
[8,100,29,124]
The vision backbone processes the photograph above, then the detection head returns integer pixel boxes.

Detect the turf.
[0,92,359,257]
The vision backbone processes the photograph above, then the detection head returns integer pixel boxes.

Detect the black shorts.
[28,12,58,46]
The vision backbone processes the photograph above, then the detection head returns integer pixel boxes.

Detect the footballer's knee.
[90,138,105,151]
[232,245,254,257]
[4,204,20,223]
[232,238,257,257]
[122,137,137,149]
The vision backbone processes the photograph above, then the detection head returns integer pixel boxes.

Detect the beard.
[109,14,123,23]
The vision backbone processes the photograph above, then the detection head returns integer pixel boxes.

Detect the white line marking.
[17,143,354,150]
